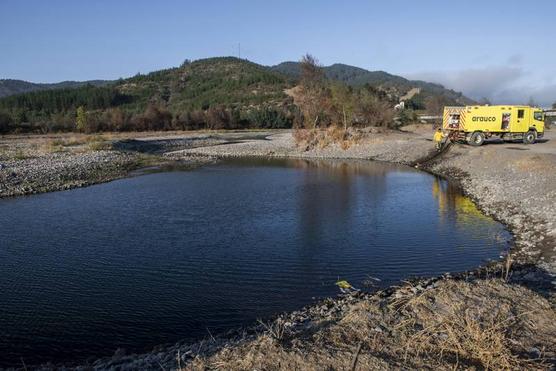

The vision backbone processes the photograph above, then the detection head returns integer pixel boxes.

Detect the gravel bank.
[0,151,139,198]
[0,133,244,198]
[167,130,432,164]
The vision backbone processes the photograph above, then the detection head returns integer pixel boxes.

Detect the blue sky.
[1,0,555,105]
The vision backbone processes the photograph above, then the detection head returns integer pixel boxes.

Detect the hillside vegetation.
[0,57,472,134]
[0,79,109,98]
[0,58,298,133]
[272,61,474,109]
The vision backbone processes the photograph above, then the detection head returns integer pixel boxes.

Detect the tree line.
[0,102,297,134]
[0,84,130,114]
[0,87,297,134]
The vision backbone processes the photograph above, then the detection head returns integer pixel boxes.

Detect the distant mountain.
[0,79,111,98]
[271,62,474,106]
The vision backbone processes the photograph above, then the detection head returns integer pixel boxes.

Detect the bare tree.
[300,54,325,87]
[206,105,230,130]
[330,83,354,130]
[294,53,397,140]
[297,54,331,128]
[425,95,451,116]
[354,90,394,128]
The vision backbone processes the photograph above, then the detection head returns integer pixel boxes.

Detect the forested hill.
[0,79,110,98]
[272,62,474,106]
[0,57,473,134]
[0,57,296,133]
[118,57,289,112]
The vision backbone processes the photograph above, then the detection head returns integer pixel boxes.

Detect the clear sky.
[1,0,554,105]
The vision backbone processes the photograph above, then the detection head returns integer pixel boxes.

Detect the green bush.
[0,111,13,133]
[243,108,293,129]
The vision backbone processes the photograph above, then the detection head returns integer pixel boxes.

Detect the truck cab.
[529,109,545,138]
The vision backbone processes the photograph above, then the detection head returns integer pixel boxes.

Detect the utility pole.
[238,43,241,59]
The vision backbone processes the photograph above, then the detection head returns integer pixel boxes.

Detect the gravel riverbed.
[0,151,139,198]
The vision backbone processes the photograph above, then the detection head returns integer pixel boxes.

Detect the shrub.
[0,111,13,134]
[129,104,173,131]
[76,106,88,132]
[243,108,293,129]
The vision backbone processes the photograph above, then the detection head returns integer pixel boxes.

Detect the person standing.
[434,128,445,151]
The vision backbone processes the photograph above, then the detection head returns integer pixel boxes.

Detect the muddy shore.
[1,128,555,370]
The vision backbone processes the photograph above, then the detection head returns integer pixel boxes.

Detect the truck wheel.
[468,131,485,146]
[523,131,536,144]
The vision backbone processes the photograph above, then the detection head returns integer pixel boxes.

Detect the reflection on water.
[0,157,510,367]
[432,176,487,220]
[430,177,507,244]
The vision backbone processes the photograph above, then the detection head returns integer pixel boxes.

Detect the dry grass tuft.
[392,279,554,370]
[293,126,362,151]
[399,296,519,369]
[86,135,113,151]
[40,136,93,153]
[181,279,556,370]
[14,147,32,159]
[42,139,66,153]
[37,134,115,153]
[257,318,289,342]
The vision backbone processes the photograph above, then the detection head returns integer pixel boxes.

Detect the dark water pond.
[0,158,510,367]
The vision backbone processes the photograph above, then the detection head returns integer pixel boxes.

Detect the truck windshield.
[534,111,544,121]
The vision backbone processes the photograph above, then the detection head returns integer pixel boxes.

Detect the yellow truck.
[443,105,545,146]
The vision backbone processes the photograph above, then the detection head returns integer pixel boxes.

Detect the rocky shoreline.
[0,150,139,198]
[1,128,555,370]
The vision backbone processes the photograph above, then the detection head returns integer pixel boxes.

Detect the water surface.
[0,158,510,367]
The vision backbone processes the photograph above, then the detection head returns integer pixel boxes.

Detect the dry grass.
[257,318,289,342]
[0,134,115,158]
[40,136,90,153]
[42,139,67,153]
[86,135,113,151]
[32,134,116,153]
[503,253,513,282]
[389,279,555,369]
[396,294,519,369]
[14,147,32,160]
[293,126,363,151]
[182,279,556,370]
